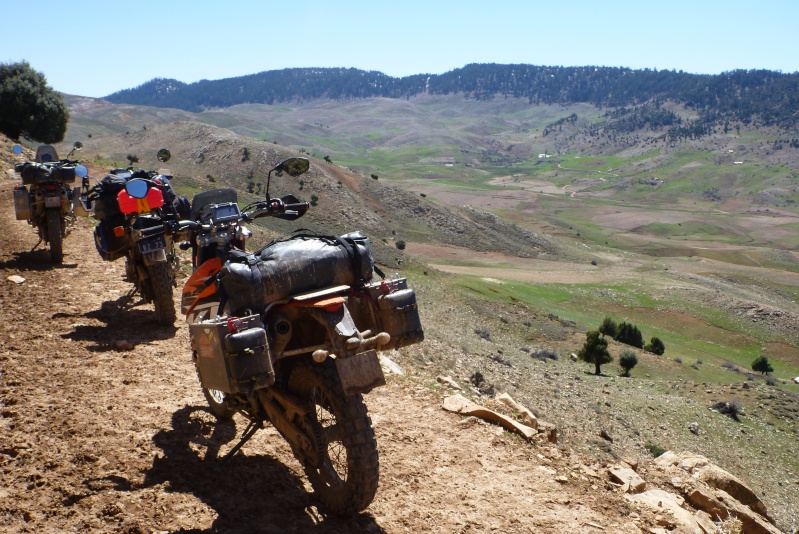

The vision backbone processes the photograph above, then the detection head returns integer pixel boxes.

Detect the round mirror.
[275,157,310,177]
[13,145,23,155]
[73,141,83,151]
[125,179,149,199]
[75,164,89,178]
[157,148,171,163]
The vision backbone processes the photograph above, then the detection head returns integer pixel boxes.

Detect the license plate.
[44,195,61,208]
[137,233,166,253]
[335,349,386,396]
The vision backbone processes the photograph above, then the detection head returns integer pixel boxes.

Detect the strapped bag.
[217,231,376,314]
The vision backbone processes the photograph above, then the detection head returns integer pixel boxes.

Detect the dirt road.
[0,175,666,533]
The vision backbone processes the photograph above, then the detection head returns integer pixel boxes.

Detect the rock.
[793,376,799,385]
[436,375,461,390]
[7,275,26,284]
[379,354,404,375]
[599,429,613,442]
[495,392,538,428]
[627,489,697,529]
[688,422,700,435]
[569,353,578,362]
[442,394,537,440]
[609,465,646,494]
[113,340,134,351]
[696,465,770,519]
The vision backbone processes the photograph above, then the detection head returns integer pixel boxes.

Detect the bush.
[644,443,666,457]
[0,61,69,143]
[645,336,665,355]
[395,240,406,250]
[615,322,644,348]
[712,400,743,422]
[474,327,491,341]
[751,355,774,375]
[599,316,618,338]
[619,350,638,377]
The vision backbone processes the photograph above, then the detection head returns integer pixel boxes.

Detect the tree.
[577,330,612,375]
[615,322,644,349]
[126,154,139,166]
[599,316,618,338]
[645,337,665,355]
[752,356,774,375]
[0,61,69,143]
[395,240,406,250]
[619,349,638,377]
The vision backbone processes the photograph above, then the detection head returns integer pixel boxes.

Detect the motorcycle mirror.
[125,178,150,199]
[274,157,310,177]
[13,145,22,155]
[265,157,310,199]
[75,164,89,178]
[73,141,83,151]
[157,148,171,163]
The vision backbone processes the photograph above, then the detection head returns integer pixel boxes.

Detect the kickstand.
[30,237,42,252]
[222,417,262,460]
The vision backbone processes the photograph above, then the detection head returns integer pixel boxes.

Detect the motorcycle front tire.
[288,360,379,514]
[146,262,176,325]
[46,208,63,264]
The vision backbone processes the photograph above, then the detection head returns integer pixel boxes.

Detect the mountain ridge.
[103,64,799,134]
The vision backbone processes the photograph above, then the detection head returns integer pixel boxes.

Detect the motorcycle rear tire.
[147,262,176,325]
[288,361,379,514]
[46,208,63,264]
[202,386,237,420]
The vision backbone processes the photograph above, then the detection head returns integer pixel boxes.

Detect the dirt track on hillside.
[0,175,672,533]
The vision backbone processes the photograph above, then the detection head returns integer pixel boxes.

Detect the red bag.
[117,187,165,215]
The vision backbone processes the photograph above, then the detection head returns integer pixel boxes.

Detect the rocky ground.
[0,159,787,533]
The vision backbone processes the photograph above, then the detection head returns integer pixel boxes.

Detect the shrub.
[712,400,743,422]
[619,350,638,377]
[474,327,491,341]
[126,154,139,166]
[531,347,559,361]
[395,240,406,250]
[599,316,618,338]
[615,322,644,348]
[751,355,774,375]
[644,443,666,457]
[645,337,665,355]
[0,61,69,143]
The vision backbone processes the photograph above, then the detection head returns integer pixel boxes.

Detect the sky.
[3,0,799,98]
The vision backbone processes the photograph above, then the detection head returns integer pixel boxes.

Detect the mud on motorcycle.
[76,149,189,325]
[11,142,88,263]
[168,156,424,514]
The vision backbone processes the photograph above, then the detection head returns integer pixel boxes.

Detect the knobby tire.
[288,361,379,514]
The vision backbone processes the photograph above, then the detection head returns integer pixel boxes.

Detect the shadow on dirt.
[61,295,179,350]
[141,406,385,533]
[0,249,79,271]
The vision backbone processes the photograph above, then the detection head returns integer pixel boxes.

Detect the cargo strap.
[332,235,385,283]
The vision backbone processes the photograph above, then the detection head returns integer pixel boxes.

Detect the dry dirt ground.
[0,172,697,533]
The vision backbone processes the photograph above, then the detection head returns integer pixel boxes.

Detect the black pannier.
[93,171,130,220]
[218,231,374,314]
[94,213,128,261]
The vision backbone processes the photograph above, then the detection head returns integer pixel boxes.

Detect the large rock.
[653,451,778,533]
[609,465,646,494]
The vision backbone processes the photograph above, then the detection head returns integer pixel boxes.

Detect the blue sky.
[3,0,798,98]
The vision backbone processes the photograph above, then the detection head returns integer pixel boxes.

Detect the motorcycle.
[146,156,424,513]
[77,149,189,325]
[11,142,88,263]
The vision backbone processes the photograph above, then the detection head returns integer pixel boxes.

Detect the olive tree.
[0,61,69,143]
